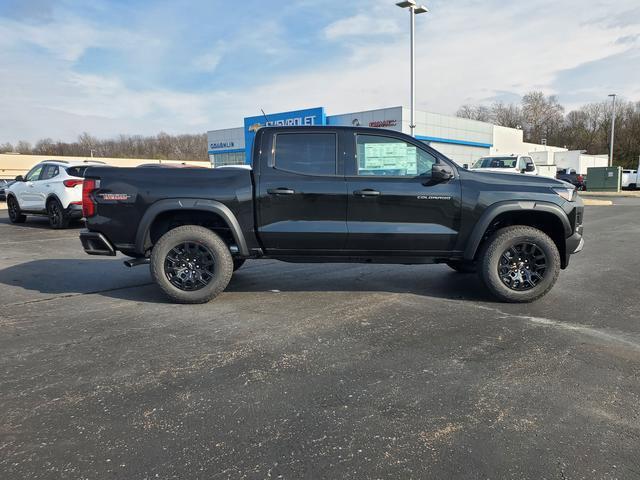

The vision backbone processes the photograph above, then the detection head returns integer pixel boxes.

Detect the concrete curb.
[579,191,640,198]
[582,199,613,206]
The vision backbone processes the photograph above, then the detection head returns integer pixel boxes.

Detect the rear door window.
[274,133,337,175]
[41,165,59,180]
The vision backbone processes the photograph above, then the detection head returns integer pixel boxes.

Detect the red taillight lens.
[577,175,584,183]
[63,179,83,188]
[82,179,97,218]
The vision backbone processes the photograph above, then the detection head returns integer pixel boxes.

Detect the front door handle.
[354,189,381,197]
[267,187,295,195]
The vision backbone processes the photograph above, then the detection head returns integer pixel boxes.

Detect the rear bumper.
[66,203,83,219]
[80,229,116,256]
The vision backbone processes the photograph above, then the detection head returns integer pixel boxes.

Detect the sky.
[0,0,639,144]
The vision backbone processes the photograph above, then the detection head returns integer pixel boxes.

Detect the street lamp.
[396,0,429,137]
[608,93,616,167]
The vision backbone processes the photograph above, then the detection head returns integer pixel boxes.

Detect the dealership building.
[207,105,566,168]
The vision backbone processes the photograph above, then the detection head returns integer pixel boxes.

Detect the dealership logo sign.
[369,120,397,128]
[209,141,235,149]
[248,115,319,133]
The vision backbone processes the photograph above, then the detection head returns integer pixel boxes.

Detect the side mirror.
[431,163,454,183]
[14,175,24,182]
[525,164,535,172]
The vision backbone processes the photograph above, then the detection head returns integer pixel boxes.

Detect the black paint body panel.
[82,126,583,266]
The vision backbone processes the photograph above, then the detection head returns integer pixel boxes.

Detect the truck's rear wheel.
[478,226,560,303]
[150,225,233,304]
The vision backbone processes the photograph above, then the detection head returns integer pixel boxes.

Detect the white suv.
[6,160,104,229]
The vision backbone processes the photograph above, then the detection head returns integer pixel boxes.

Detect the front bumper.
[80,229,116,256]
[566,227,584,254]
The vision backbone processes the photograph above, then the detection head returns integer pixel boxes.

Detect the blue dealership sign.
[243,107,326,163]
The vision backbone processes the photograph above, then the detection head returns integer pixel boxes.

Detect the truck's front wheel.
[150,226,233,304]
[478,226,560,303]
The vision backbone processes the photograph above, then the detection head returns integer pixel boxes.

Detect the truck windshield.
[473,157,518,169]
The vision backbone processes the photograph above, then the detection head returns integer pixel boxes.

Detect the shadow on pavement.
[0,258,494,305]
[0,216,84,230]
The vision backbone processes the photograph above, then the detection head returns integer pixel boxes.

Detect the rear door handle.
[267,187,295,195]
[354,189,381,197]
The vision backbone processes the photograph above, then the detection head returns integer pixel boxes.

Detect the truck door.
[256,130,348,254]
[345,133,461,254]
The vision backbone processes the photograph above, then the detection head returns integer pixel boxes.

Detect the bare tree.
[456,104,491,122]
[521,91,565,144]
[491,102,524,129]
[15,140,32,154]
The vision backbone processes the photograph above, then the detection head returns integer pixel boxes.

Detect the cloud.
[0,0,639,144]
[324,13,401,39]
[193,42,226,73]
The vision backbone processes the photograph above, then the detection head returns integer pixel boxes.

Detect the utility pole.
[396,1,429,137]
[608,93,617,167]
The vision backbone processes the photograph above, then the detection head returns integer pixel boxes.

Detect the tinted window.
[356,135,436,177]
[41,165,59,180]
[66,166,88,177]
[274,133,336,175]
[25,165,43,181]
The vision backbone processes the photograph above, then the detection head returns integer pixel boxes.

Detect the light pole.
[396,0,428,137]
[608,93,616,167]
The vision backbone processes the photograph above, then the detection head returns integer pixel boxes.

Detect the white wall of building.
[327,107,403,132]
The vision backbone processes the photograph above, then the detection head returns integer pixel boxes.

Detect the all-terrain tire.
[47,198,70,229]
[446,261,476,274]
[478,226,560,303]
[7,196,26,223]
[150,225,233,304]
[233,258,246,271]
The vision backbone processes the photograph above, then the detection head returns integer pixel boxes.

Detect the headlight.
[553,187,577,202]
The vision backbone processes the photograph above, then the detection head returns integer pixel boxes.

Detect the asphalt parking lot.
[1,200,640,479]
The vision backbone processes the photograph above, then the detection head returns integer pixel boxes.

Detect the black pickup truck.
[80,126,584,303]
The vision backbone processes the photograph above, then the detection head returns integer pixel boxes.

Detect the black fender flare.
[463,200,571,261]
[135,198,249,256]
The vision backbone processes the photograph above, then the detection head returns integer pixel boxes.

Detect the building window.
[210,152,245,167]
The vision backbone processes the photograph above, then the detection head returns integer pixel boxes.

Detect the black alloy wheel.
[164,241,216,291]
[48,200,62,227]
[7,197,26,223]
[497,242,547,291]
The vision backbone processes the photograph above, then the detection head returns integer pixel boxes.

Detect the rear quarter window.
[66,166,88,177]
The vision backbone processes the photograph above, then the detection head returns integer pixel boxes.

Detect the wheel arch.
[135,199,249,257]
[464,201,571,267]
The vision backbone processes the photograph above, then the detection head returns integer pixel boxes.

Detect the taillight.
[577,175,584,183]
[63,179,83,188]
[82,179,98,218]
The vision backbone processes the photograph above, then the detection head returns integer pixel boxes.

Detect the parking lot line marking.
[475,304,640,353]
